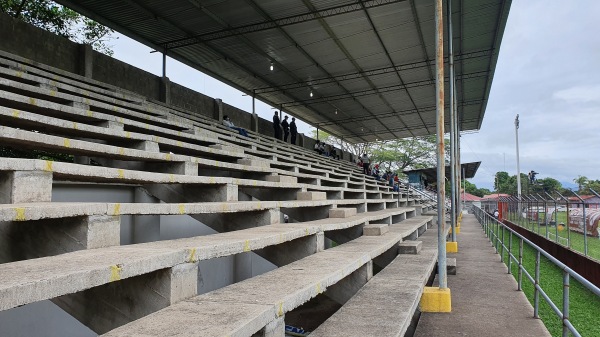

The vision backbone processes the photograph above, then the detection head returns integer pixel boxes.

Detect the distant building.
[461,192,482,212]
[567,195,600,209]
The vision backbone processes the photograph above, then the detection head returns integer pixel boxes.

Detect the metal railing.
[473,206,600,337]
[480,191,600,260]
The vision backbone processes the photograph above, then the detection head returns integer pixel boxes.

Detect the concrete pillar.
[0,170,52,203]
[0,215,120,263]
[52,262,199,334]
[256,232,324,267]
[79,43,93,78]
[325,261,372,305]
[251,113,259,133]
[298,133,305,147]
[214,98,224,122]
[159,76,171,104]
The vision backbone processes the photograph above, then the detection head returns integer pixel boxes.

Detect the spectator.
[529,170,538,184]
[493,209,499,219]
[314,140,323,155]
[273,111,281,140]
[222,115,249,137]
[282,116,290,142]
[290,117,297,144]
[361,153,370,175]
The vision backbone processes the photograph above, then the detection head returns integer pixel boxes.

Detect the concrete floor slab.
[413,214,551,337]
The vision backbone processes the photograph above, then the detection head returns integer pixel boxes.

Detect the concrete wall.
[0,13,356,161]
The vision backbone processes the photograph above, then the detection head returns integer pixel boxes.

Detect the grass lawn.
[487,221,600,337]
[504,211,600,262]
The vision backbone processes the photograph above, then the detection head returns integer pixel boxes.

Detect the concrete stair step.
[101,219,435,336]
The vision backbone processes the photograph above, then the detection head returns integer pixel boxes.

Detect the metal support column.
[252,90,256,115]
[434,0,447,289]
[448,0,457,242]
[162,48,167,78]
[515,114,522,218]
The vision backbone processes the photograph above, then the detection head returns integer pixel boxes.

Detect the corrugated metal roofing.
[56,0,511,143]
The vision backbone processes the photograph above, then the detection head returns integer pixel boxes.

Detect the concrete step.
[297,191,326,201]
[363,223,389,236]
[0,211,427,313]
[310,229,438,337]
[101,218,435,336]
[0,199,376,222]
[328,207,357,218]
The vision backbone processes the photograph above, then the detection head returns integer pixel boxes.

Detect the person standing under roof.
[361,153,370,175]
[290,117,298,145]
[282,115,290,142]
[273,111,281,140]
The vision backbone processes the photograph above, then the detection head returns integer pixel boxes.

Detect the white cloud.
[553,85,600,103]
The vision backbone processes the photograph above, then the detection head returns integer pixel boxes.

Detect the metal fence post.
[518,238,523,291]
[508,231,513,274]
[571,190,587,256]
[563,270,570,337]
[501,223,505,263]
[534,251,540,318]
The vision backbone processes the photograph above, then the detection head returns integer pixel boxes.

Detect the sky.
[107,0,600,190]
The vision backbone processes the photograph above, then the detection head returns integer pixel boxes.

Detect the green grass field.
[486,220,600,337]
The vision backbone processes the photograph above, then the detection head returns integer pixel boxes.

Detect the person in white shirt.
[361,153,370,175]
[223,115,249,137]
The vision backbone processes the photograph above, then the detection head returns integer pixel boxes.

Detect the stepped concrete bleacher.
[0,49,439,336]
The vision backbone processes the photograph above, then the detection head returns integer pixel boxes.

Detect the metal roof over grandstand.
[403,161,481,184]
[56,0,511,143]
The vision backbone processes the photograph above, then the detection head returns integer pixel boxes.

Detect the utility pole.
[515,114,522,216]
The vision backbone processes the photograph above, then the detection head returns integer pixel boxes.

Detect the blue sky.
[108,1,599,190]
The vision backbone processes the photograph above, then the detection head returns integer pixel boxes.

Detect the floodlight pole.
[434,0,447,289]
[515,114,521,216]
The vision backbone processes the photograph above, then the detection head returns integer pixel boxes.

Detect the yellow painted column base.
[420,287,452,312]
[451,226,460,234]
[447,241,458,253]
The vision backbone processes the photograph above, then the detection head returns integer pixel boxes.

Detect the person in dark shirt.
[273,111,281,140]
[290,117,298,145]
[281,116,290,142]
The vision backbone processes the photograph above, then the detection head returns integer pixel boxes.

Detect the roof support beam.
[255,49,492,94]
[185,0,367,142]
[281,71,488,107]
[300,0,401,139]
[162,0,406,49]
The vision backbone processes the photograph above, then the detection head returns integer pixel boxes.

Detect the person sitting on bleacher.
[222,115,249,137]
[314,140,323,155]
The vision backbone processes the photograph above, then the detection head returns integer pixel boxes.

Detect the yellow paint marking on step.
[243,240,250,252]
[29,97,36,106]
[15,208,26,221]
[165,153,171,161]
[117,169,125,179]
[277,302,284,317]
[169,174,175,182]
[44,160,53,172]
[178,204,185,214]
[49,90,57,97]
[15,71,23,78]
[177,141,182,147]
[112,203,121,215]
[187,248,197,263]
[125,131,131,139]
[63,139,71,148]
[72,122,78,130]
[109,265,122,282]
[11,109,19,118]
[119,148,125,155]
[86,110,93,117]
[315,283,322,294]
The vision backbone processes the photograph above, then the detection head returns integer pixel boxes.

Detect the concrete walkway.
[414,214,551,337]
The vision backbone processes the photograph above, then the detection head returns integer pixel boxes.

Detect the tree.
[0,0,115,55]
[310,130,371,158]
[574,175,588,193]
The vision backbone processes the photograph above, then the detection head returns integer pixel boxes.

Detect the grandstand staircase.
[0,50,440,336]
